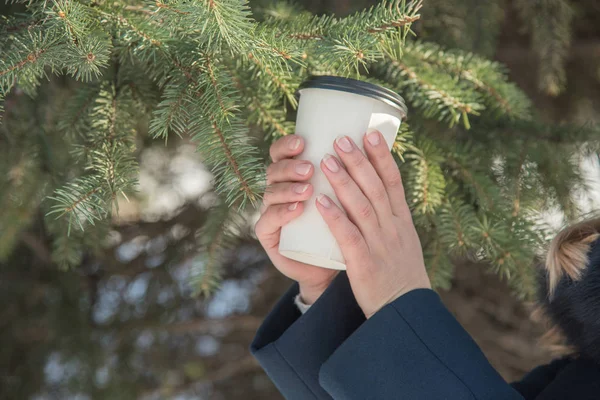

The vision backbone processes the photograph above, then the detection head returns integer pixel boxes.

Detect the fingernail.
[290,137,301,150]
[293,183,309,194]
[366,130,381,146]
[336,136,353,153]
[288,202,299,211]
[323,154,340,172]
[317,194,332,208]
[295,162,312,176]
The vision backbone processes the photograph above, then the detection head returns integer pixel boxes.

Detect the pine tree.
[417,0,575,97]
[1,0,598,299]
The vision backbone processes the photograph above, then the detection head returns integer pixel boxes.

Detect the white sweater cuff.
[294,293,312,314]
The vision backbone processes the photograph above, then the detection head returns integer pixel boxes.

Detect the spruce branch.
[443,144,499,211]
[191,201,245,296]
[46,176,106,232]
[160,0,254,53]
[149,83,191,141]
[403,137,446,215]
[150,56,264,208]
[200,54,239,119]
[471,214,540,299]
[0,48,47,77]
[403,41,531,119]
[379,41,484,128]
[47,80,138,232]
[0,30,59,95]
[265,1,423,77]
[1,15,46,35]
[424,235,454,290]
[65,37,112,82]
[245,94,292,139]
[47,0,95,45]
[57,84,101,141]
[515,0,574,96]
[437,196,478,254]
[246,51,297,107]
[203,116,262,207]
[225,62,293,138]
[336,0,422,37]
[391,121,413,162]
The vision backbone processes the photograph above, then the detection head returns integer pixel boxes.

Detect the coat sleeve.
[318,289,525,400]
[250,272,365,400]
[510,357,571,399]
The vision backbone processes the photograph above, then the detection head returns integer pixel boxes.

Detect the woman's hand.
[316,131,431,318]
[255,135,338,305]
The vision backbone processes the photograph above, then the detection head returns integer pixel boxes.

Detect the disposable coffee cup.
[278,76,407,270]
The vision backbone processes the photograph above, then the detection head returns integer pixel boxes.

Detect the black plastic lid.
[298,75,407,119]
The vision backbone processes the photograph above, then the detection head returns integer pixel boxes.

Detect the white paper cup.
[278,76,407,270]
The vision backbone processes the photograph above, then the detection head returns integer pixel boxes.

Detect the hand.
[255,135,338,305]
[315,131,431,318]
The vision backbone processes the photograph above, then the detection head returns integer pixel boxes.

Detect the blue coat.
[251,273,600,399]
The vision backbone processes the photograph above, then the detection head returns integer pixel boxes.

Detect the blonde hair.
[545,218,600,297]
[535,217,600,356]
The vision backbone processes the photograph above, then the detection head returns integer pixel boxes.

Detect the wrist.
[365,279,432,319]
[298,281,329,305]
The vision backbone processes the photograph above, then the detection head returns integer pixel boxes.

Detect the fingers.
[270,134,304,163]
[266,159,313,185]
[263,182,313,208]
[320,153,379,235]
[255,202,304,251]
[333,135,393,221]
[315,194,369,263]
[362,130,409,217]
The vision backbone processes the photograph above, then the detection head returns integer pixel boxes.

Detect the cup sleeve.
[250,272,365,400]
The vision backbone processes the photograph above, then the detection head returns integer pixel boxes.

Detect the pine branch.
[391,121,413,162]
[249,97,293,138]
[0,48,46,77]
[47,79,139,232]
[443,143,499,211]
[402,41,531,119]
[48,0,96,45]
[149,83,191,141]
[225,62,293,138]
[265,1,423,77]
[210,117,258,204]
[246,51,298,107]
[46,175,106,232]
[1,15,46,36]
[338,0,423,38]
[200,54,239,119]
[150,75,264,209]
[63,37,112,82]
[515,0,574,96]
[191,201,244,296]
[57,84,101,141]
[403,137,446,215]
[156,0,254,53]
[378,41,484,128]
[437,196,478,255]
[470,214,538,299]
[424,235,454,290]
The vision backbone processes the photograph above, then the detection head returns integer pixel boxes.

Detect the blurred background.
[2,0,600,399]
